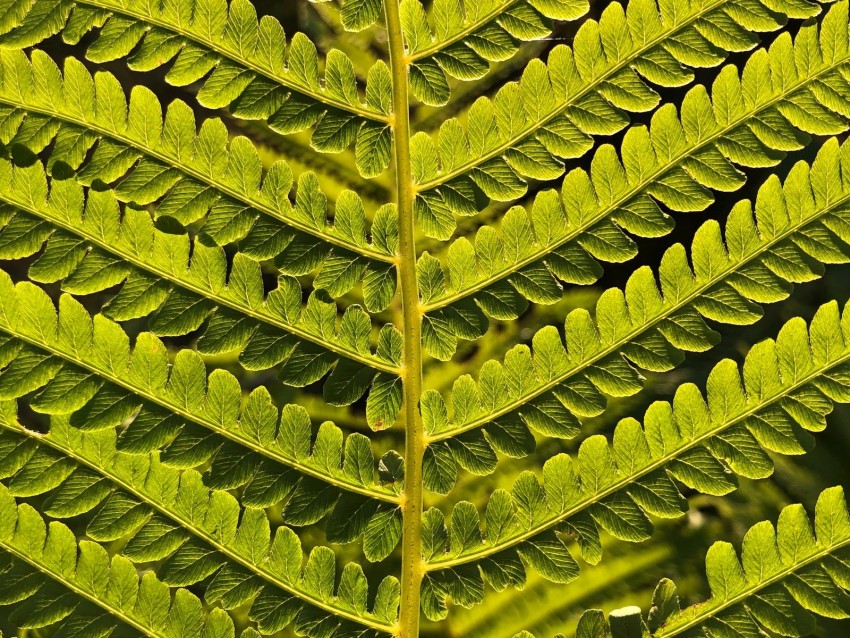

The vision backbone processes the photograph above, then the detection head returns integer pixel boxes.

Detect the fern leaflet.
[422,136,850,493]
[421,3,850,358]
[410,0,823,239]
[572,486,850,637]
[423,298,850,617]
[0,410,400,633]
[0,0,397,174]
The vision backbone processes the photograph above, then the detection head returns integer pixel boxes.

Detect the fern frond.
[0,49,400,295]
[400,0,589,106]
[0,0,395,175]
[0,481,239,637]
[0,411,401,634]
[419,2,850,358]
[420,136,850,492]
[419,298,850,617]
[0,157,406,427]
[4,0,849,634]
[573,486,850,638]
[409,0,824,239]
[0,273,402,511]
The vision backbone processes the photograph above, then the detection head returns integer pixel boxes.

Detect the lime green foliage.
[0,0,849,637]
[421,137,850,491]
[422,299,850,618]
[573,486,850,637]
[418,9,850,357]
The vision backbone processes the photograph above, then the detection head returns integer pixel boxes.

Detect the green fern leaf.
[0,155,404,427]
[0,479,241,637]
[420,136,850,489]
[2,0,850,636]
[401,0,589,105]
[410,0,825,240]
[421,1,850,359]
[0,0,395,175]
[421,297,850,616]
[0,49,399,304]
[0,273,403,516]
[573,486,850,637]
[0,407,400,633]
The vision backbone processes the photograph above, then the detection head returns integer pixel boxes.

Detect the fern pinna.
[2,0,850,636]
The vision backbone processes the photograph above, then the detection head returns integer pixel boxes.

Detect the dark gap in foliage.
[16,400,48,435]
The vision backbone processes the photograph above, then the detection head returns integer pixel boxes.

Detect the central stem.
[384,2,423,636]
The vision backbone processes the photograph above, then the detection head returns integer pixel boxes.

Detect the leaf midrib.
[422,46,848,312]
[414,0,730,192]
[384,0,427,635]
[79,0,389,122]
[426,345,850,569]
[0,185,399,375]
[0,321,400,503]
[0,421,395,634]
[0,96,396,264]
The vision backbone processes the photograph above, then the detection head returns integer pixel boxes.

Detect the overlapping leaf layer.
[567,486,850,637]
[421,300,850,617]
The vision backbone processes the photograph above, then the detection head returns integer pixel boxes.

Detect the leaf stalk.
[384,1,425,635]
